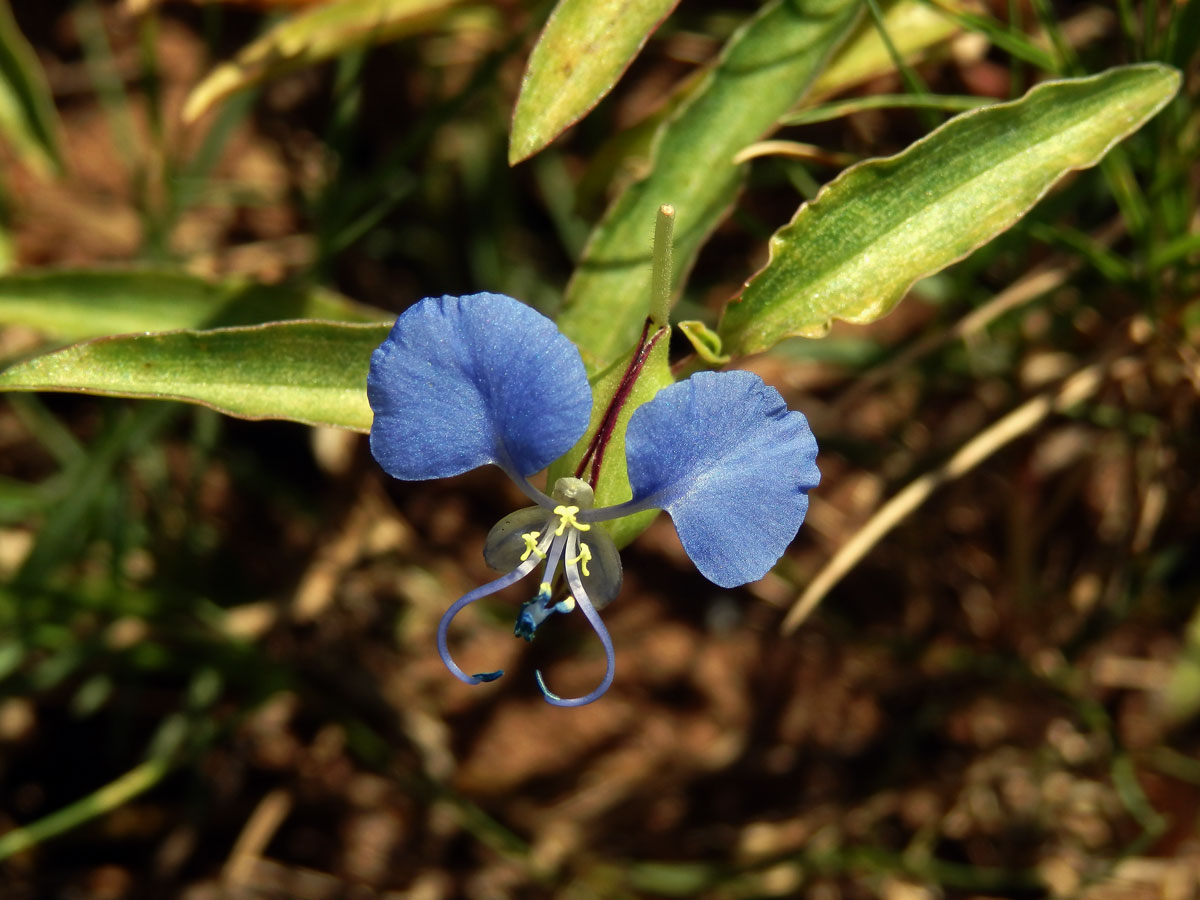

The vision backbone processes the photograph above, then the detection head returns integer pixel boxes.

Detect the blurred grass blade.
[809,0,958,102]
[0,321,391,431]
[915,0,1057,72]
[558,0,862,372]
[183,0,457,122]
[1165,0,1200,69]
[0,755,172,862]
[510,0,679,164]
[12,402,176,588]
[0,268,391,341]
[720,65,1180,356]
[0,0,63,175]
[780,93,992,127]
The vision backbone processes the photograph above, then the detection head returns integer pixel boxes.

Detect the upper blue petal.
[368,293,592,480]
[624,370,819,588]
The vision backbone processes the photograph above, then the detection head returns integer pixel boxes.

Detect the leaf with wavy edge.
[720,65,1181,356]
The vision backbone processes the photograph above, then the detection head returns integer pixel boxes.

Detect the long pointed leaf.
[557,0,862,372]
[720,65,1181,355]
[0,268,391,341]
[510,0,680,164]
[0,321,390,431]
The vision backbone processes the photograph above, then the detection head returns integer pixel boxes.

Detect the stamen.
[553,595,576,614]
[514,581,556,641]
[437,530,553,685]
[519,531,545,561]
[567,542,592,577]
[534,531,616,707]
[553,504,591,535]
[541,531,568,582]
[513,534,569,641]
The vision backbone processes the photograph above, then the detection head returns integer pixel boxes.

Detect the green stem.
[649,204,675,329]
[0,755,173,860]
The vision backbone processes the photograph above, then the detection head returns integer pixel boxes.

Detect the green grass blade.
[864,0,931,100]
[557,0,862,372]
[75,1,139,172]
[0,755,173,861]
[780,93,992,127]
[0,321,391,431]
[510,0,680,164]
[0,268,391,341]
[916,0,1058,72]
[720,64,1180,355]
[808,0,960,102]
[1164,0,1200,69]
[14,402,177,587]
[0,0,63,175]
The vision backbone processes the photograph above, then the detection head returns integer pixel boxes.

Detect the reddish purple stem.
[574,319,669,489]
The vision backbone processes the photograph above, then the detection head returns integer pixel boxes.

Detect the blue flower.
[368,292,819,706]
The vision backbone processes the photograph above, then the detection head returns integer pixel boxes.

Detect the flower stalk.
[649,203,675,331]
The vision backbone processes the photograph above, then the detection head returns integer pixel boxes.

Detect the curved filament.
[437,539,549,685]
[514,532,569,640]
[535,531,616,707]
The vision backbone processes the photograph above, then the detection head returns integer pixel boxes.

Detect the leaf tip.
[507,132,539,166]
[183,64,243,123]
[509,90,555,165]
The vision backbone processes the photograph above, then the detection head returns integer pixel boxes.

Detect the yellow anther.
[553,504,591,535]
[568,542,592,577]
[519,531,545,561]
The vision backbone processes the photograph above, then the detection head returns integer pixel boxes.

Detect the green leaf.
[0,0,62,175]
[183,0,457,122]
[676,319,729,365]
[0,321,391,431]
[0,268,391,342]
[510,0,680,164]
[546,325,673,547]
[720,65,1181,355]
[557,0,862,373]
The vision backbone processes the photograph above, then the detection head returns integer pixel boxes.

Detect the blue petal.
[624,370,819,588]
[368,293,592,480]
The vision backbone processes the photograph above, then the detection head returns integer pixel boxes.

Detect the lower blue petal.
[368,293,592,480]
[624,370,819,588]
